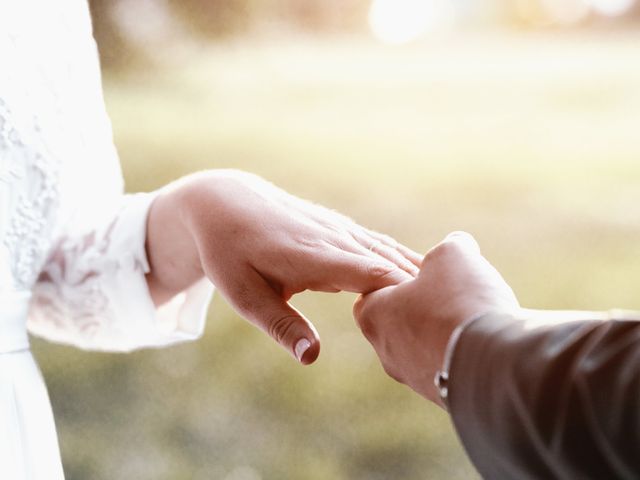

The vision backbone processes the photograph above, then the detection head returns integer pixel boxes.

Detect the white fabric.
[0,0,215,478]
[0,292,30,354]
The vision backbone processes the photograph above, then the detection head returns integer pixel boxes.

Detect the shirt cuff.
[434,311,507,410]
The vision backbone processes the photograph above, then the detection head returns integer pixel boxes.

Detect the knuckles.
[378,233,399,249]
[366,262,397,283]
[267,313,301,344]
[424,238,466,264]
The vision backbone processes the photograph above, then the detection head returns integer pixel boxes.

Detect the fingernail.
[294,338,312,362]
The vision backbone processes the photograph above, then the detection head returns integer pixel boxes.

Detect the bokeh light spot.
[369,0,455,45]
[587,0,636,16]
[540,0,590,24]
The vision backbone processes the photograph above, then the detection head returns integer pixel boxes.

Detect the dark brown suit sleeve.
[447,313,640,480]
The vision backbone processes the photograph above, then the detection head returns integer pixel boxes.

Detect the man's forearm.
[448,310,640,479]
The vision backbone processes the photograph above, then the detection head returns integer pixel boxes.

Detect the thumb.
[226,269,321,365]
[442,231,481,254]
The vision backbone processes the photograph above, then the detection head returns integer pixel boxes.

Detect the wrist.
[175,169,250,235]
[432,305,522,409]
[145,181,205,305]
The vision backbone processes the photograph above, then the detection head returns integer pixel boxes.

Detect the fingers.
[293,200,423,273]
[224,268,321,365]
[364,228,423,268]
[314,247,414,294]
[350,231,419,277]
[369,242,419,277]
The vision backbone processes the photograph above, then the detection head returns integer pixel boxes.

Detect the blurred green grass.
[35,32,640,479]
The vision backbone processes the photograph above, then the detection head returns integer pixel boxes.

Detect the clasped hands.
[146,170,519,406]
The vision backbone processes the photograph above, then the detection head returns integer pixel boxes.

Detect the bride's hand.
[145,170,421,364]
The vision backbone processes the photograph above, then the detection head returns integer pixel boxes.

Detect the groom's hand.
[146,170,421,365]
[353,232,519,405]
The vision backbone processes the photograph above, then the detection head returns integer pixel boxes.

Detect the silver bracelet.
[433,313,487,410]
[434,370,450,407]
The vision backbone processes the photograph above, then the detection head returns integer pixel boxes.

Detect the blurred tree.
[167,0,370,37]
[625,2,640,19]
[88,0,371,71]
[88,0,640,73]
[88,0,144,71]
[265,0,370,32]
[167,0,254,37]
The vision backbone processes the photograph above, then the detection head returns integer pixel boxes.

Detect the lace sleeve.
[15,0,214,351]
[27,191,214,352]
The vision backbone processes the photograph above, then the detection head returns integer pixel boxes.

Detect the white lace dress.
[0,1,214,478]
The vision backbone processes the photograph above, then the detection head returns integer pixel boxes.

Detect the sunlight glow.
[369,0,454,45]
[586,0,636,16]
[540,0,590,24]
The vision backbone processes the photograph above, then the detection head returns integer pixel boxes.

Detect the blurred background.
[33,0,640,479]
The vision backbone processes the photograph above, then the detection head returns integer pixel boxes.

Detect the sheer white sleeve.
[28,189,214,352]
[3,0,215,352]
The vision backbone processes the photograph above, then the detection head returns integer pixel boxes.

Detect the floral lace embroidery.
[1,0,210,351]
[0,97,61,290]
[0,99,23,184]
[33,223,117,339]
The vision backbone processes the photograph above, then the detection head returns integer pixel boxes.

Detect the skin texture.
[353,231,520,406]
[144,169,422,365]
